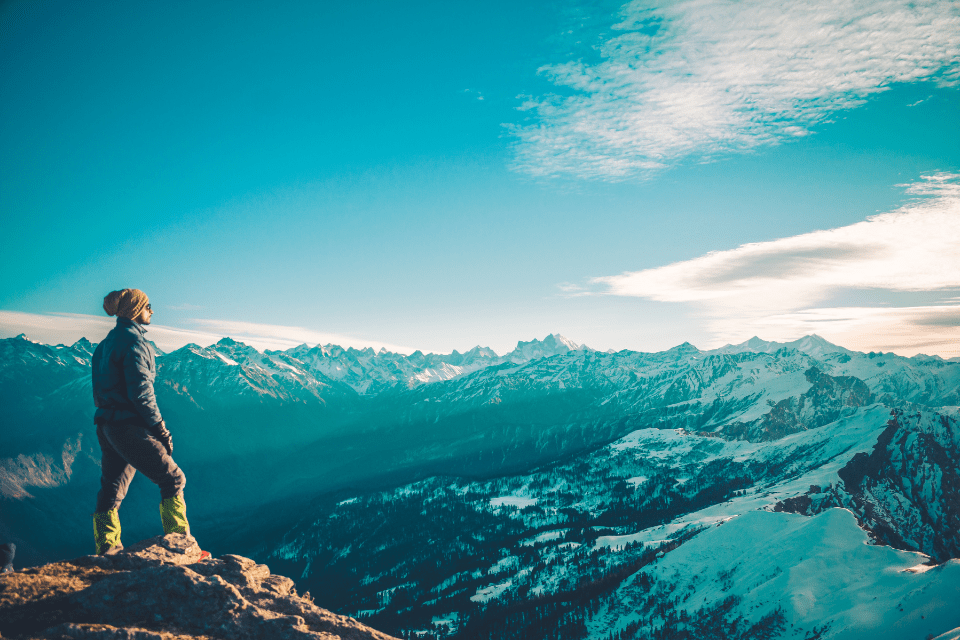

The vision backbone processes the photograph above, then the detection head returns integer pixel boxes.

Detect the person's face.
[135,303,153,325]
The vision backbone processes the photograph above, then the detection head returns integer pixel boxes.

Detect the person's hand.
[154,421,173,455]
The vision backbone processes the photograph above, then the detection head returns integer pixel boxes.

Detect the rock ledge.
[0,534,396,640]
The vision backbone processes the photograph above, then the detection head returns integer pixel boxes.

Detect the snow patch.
[470,580,513,603]
[490,496,537,509]
[520,530,568,546]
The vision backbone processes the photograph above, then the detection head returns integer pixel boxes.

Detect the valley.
[2,332,959,638]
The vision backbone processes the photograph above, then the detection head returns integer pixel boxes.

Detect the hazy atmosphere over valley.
[2,1,960,639]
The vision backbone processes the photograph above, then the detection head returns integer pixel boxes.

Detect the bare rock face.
[774,408,960,562]
[0,534,396,640]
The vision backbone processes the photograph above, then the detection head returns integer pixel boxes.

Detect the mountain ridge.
[3,331,960,637]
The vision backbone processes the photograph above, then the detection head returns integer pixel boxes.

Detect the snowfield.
[588,508,960,639]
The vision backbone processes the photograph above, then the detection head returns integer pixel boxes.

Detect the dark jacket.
[92,317,163,427]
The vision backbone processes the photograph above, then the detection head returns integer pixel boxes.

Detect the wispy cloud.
[591,174,960,355]
[557,282,591,295]
[722,305,960,357]
[0,312,416,354]
[0,312,115,346]
[510,0,960,180]
[0,312,218,353]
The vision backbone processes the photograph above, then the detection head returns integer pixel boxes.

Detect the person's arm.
[91,342,105,408]
[123,340,163,428]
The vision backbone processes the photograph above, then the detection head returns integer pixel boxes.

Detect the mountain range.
[1,331,959,639]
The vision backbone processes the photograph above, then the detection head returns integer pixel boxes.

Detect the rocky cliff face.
[0,534,395,640]
[775,407,960,562]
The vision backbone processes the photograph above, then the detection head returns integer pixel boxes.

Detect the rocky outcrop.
[774,408,960,562]
[719,366,873,441]
[0,534,396,640]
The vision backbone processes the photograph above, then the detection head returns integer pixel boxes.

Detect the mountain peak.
[544,333,583,351]
[786,334,851,357]
[68,337,96,357]
[709,334,850,357]
[514,334,583,350]
[213,337,260,352]
[504,334,589,363]
[668,341,701,355]
[794,334,837,347]
[464,345,499,358]
[169,343,204,356]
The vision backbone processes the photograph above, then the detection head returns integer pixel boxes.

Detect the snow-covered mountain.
[281,341,500,395]
[503,333,590,363]
[277,333,584,394]
[2,331,959,638]
[775,407,960,562]
[708,333,854,359]
[268,404,960,638]
[589,508,960,640]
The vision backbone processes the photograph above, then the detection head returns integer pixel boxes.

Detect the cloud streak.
[187,319,415,354]
[0,312,415,355]
[591,174,960,355]
[510,0,960,180]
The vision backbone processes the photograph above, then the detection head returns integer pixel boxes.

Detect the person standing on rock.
[92,289,207,559]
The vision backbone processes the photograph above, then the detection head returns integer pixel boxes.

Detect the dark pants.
[95,420,186,513]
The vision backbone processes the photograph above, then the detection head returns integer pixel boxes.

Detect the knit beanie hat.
[103,289,149,320]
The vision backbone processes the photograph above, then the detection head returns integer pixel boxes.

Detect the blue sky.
[2,0,959,357]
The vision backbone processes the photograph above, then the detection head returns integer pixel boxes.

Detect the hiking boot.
[160,495,190,535]
[93,509,122,555]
